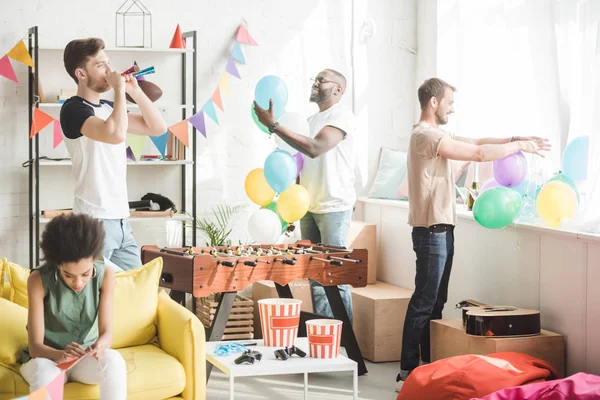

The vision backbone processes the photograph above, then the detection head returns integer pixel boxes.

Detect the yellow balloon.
[245,168,275,206]
[536,181,577,228]
[277,184,310,223]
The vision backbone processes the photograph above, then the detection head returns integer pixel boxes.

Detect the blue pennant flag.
[150,131,169,157]
[232,42,246,64]
[203,100,219,125]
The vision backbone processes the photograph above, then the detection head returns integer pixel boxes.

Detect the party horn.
[134,69,155,78]
[121,66,136,75]
[134,66,155,76]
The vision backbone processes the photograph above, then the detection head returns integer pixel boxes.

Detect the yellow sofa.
[0,258,206,400]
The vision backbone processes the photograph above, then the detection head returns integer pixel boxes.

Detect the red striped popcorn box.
[306,319,343,358]
[258,298,303,347]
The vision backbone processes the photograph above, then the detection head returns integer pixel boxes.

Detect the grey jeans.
[100,219,141,272]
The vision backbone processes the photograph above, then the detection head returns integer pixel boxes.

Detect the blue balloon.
[264,150,297,193]
[254,75,288,119]
[561,136,589,182]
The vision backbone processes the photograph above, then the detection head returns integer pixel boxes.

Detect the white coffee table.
[206,337,358,399]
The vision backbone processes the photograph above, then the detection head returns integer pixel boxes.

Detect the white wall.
[0,0,418,266]
[360,198,600,376]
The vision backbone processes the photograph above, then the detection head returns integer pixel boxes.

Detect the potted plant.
[191,204,246,247]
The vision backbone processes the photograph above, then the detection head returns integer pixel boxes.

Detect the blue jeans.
[300,210,353,325]
[400,224,454,372]
[101,219,141,272]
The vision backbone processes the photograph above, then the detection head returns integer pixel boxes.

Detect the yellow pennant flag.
[219,73,229,95]
[126,134,147,161]
[7,40,34,68]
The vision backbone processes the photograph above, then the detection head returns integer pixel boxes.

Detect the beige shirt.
[407,122,456,227]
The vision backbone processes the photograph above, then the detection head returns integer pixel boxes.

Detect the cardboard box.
[348,221,377,284]
[251,280,313,339]
[351,282,413,362]
[431,318,565,377]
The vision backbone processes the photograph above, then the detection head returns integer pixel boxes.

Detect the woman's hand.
[87,337,110,360]
[58,342,86,363]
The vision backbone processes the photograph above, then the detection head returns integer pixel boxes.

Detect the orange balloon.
[245,168,275,206]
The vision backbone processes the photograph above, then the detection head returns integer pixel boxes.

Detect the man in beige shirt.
[396,78,550,391]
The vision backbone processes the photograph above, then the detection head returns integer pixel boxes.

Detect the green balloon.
[263,200,288,233]
[251,103,270,134]
[548,172,580,204]
[473,186,523,229]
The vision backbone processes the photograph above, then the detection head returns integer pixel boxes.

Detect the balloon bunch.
[474,136,588,229]
[244,76,311,243]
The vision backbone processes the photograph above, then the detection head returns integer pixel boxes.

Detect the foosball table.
[141,240,369,377]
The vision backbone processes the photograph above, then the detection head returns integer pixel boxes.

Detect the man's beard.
[309,87,334,103]
[87,77,110,93]
[435,110,448,125]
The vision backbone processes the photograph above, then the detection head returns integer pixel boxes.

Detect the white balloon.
[247,208,282,244]
[275,112,309,155]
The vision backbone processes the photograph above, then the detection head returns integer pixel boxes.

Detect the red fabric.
[397,352,558,400]
[473,372,600,400]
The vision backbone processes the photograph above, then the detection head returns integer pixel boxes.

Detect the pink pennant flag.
[188,111,206,138]
[225,58,241,79]
[212,87,224,111]
[235,24,258,46]
[53,120,63,149]
[0,55,18,82]
[46,371,66,400]
[27,386,48,400]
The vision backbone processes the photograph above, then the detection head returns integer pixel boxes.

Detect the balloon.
[244,168,275,206]
[561,136,589,182]
[264,200,289,233]
[264,150,297,193]
[277,184,310,223]
[548,172,579,204]
[273,112,309,155]
[248,208,282,243]
[480,178,500,192]
[255,75,288,120]
[536,181,578,228]
[493,151,528,187]
[294,152,304,177]
[473,186,523,229]
[512,179,540,200]
[251,103,270,134]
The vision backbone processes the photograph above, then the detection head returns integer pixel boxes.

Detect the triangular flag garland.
[53,120,63,149]
[219,73,230,95]
[225,57,241,79]
[150,131,169,157]
[22,24,258,148]
[212,87,224,111]
[46,371,66,399]
[0,54,18,83]
[30,108,55,138]
[203,100,219,125]
[127,134,147,161]
[27,386,48,400]
[232,42,246,64]
[169,119,190,147]
[7,40,35,67]
[235,24,259,46]
[188,111,206,138]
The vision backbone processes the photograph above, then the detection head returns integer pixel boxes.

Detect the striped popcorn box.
[306,319,343,358]
[258,298,303,347]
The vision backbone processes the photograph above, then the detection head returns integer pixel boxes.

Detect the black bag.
[141,193,177,213]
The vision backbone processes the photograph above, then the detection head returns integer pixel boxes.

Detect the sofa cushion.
[3,261,29,309]
[112,257,163,349]
[62,345,186,400]
[0,366,29,400]
[0,299,28,368]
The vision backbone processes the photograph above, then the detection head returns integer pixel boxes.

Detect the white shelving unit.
[27,26,199,267]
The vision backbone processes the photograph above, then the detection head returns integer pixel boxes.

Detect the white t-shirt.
[60,97,129,219]
[300,103,357,214]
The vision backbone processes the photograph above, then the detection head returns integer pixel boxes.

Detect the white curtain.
[436,0,600,231]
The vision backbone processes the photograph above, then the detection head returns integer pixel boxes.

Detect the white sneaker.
[395,379,405,393]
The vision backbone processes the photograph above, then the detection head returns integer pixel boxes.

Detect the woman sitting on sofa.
[20,213,127,399]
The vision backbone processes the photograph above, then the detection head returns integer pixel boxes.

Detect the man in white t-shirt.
[60,38,167,271]
[253,69,357,324]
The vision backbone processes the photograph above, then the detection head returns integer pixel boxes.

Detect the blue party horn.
[134,66,155,76]
[134,69,155,78]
